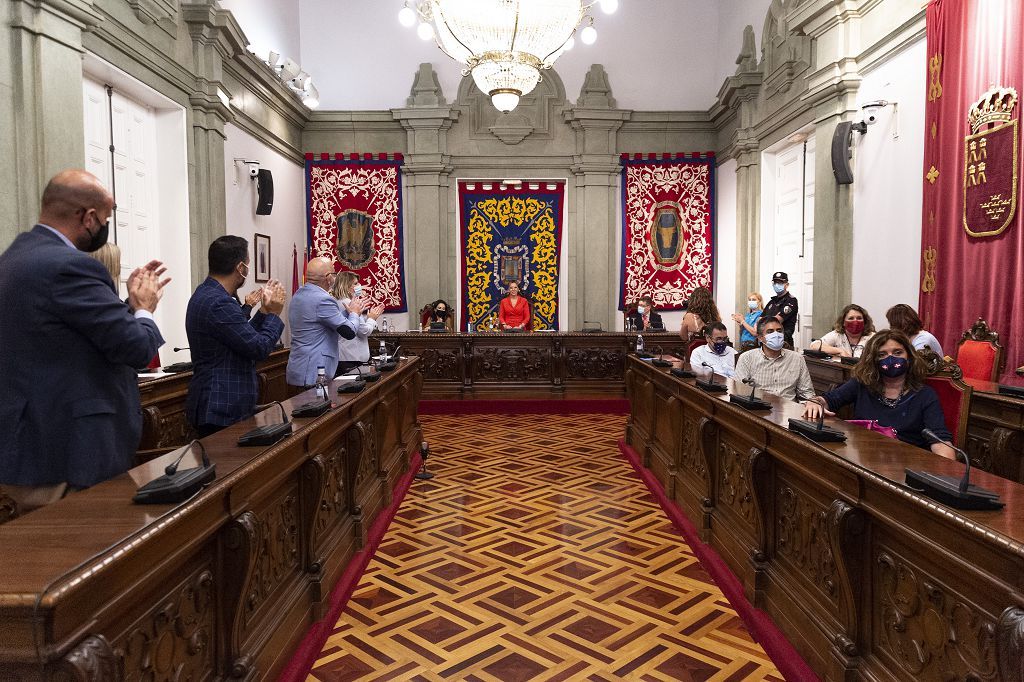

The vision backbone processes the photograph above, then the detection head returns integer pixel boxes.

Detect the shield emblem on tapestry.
[494,240,530,290]
[336,209,375,269]
[649,202,686,267]
[963,87,1018,238]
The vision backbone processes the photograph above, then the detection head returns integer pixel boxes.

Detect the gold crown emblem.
[968,86,1018,133]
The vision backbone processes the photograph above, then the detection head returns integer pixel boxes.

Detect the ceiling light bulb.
[491,90,520,113]
[417,22,434,41]
[398,6,416,27]
[581,26,597,45]
[563,36,575,51]
[600,0,619,14]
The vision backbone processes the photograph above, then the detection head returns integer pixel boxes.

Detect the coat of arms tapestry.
[619,153,715,311]
[459,181,564,331]
[305,153,407,311]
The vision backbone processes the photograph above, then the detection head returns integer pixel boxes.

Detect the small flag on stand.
[292,243,300,294]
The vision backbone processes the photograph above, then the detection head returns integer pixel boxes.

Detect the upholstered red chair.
[419,304,434,329]
[685,338,707,362]
[924,374,972,448]
[956,318,1004,382]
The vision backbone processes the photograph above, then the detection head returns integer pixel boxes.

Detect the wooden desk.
[376,331,688,398]
[137,348,295,455]
[0,358,423,681]
[805,356,1024,484]
[625,356,1024,682]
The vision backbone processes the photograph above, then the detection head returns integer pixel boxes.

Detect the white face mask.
[763,331,785,351]
[773,282,785,294]
[747,300,758,310]
[637,305,646,315]
[353,284,363,298]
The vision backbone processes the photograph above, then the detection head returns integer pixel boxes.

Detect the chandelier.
[399,0,618,113]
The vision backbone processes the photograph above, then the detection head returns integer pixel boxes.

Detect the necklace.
[878,386,906,408]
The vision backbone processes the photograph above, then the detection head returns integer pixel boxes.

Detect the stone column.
[183,1,235,288]
[393,68,458,322]
[2,0,102,249]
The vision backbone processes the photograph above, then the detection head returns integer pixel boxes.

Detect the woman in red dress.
[498,281,530,331]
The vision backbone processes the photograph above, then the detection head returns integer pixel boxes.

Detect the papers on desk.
[137,371,170,380]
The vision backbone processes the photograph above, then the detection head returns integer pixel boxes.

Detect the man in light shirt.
[734,317,816,401]
[690,322,737,379]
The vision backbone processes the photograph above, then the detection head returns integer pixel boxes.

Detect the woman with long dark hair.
[678,286,720,340]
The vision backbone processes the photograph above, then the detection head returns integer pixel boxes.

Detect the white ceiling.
[221,0,774,112]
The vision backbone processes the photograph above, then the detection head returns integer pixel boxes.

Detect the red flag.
[291,243,299,294]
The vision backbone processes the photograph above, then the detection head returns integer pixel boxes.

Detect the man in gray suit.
[285,257,368,388]
[0,170,169,511]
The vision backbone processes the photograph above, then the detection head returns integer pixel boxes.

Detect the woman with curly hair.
[678,286,720,340]
[802,329,954,458]
[813,303,875,358]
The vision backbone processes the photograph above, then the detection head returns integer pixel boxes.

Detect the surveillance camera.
[860,100,890,125]
[245,162,260,178]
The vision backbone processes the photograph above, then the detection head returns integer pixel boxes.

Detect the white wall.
[850,37,926,326]
[715,0,775,94]
[219,0,302,66]
[223,123,306,344]
[714,158,738,336]
[295,0,762,111]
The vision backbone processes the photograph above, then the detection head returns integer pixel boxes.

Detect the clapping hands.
[127,260,171,313]
[261,279,286,316]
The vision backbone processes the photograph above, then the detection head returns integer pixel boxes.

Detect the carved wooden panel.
[565,349,625,379]
[717,441,756,523]
[679,414,706,484]
[472,347,551,382]
[54,635,118,682]
[414,347,462,381]
[115,567,215,682]
[141,406,196,450]
[302,443,349,571]
[775,480,839,605]
[874,549,999,680]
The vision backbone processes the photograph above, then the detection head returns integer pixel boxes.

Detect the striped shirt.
[733,347,816,401]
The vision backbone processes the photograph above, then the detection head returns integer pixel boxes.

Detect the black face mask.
[83,219,109,253]
[436,309,448,318]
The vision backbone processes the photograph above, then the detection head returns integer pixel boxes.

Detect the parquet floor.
[308,413,783,681]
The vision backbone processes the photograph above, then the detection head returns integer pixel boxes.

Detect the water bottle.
[314,366,329,401]
[379,339,387,362]
[636,334,644,354]
[381,316,389,333]
[467,321,474,334]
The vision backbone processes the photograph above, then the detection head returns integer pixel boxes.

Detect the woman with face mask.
[422,299,455,332]
[802,330,955,458]
[332,271,385,373]
[813,304,876,358]
[730,291,763,353]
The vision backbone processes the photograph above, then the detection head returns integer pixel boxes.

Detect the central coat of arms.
[336,209,375,269]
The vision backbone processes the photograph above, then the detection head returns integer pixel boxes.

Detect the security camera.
[246,162,260,178]
[861,100,890,126]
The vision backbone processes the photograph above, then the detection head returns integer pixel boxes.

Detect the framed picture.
[253,233,271,283]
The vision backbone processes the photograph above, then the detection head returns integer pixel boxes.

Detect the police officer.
[762,271,798,348]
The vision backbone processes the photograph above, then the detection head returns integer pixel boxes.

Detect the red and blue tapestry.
[305,153,407,311]
[619,153,715,310]
[459,181,564,331]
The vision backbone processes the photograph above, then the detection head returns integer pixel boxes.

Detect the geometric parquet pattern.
[308,413,783,682]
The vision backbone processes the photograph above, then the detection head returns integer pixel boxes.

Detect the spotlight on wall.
[246,46,320,109]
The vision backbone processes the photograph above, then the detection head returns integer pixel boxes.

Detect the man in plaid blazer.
[186,236,286,437]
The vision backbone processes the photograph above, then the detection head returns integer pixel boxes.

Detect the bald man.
[285,257,365,388]
[0,170,168,511]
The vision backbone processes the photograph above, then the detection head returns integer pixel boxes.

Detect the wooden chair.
[956,317,1005,382]
[419,304,434,329]
[919,349,972,447]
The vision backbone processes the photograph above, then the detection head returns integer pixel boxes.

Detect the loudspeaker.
[831,121,855,185]
[256,168,274,215]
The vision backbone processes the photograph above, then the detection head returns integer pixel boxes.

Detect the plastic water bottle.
[381,316,389,333]
[467,321,474,333]
[379,339,387,362]
[314,366,329,400]
[636,334,645,354]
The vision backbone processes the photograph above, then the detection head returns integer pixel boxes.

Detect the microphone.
[803,339,831,359]
[254,401,288,424]
[415,441,434,480]
[651,345,672,367]
[904,430,1003,509]
[173,346,190,352]
[238,402,293,446]
[697,361,727,393]
[133,440,216,504]
[731,377,771,411]
[378,345,401,372]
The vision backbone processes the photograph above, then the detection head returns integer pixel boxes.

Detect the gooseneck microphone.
[378,346,401,372]
[134,440,216,504]
[697,361,728,393]
[904,430,1003,509]
[415,441,434,480]
[731,377,772,412]
[237,402,293,446]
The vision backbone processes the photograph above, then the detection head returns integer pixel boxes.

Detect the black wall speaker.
[831,121,855,185]
[256,168,274,215]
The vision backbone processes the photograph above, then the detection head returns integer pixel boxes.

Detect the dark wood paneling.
[0,359,422,682]
[626,357,1024,682]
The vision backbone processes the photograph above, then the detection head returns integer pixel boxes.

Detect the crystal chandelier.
[399,0,618,113]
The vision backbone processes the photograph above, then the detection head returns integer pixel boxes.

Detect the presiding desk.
[0,358,423,681]
[376,330,688,398]
[626,355,1024,682]
[805,355,1024,484]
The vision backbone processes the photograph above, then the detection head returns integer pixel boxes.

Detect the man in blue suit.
[286,257,367,388]
[186,236,286,437]
[0,170,168,511]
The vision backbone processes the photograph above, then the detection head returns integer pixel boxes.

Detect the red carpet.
[618,439,819,682]
[418,398,630,415]
[277,452,422,682]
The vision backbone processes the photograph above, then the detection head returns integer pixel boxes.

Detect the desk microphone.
[904,430,1003,509]
[803,339,831,359]
[133,440,216,504]
[651,346,672,367]
[697,362,727,393]
[730,377,772,411]
[378,345,401,372]
[238,402,292,446]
